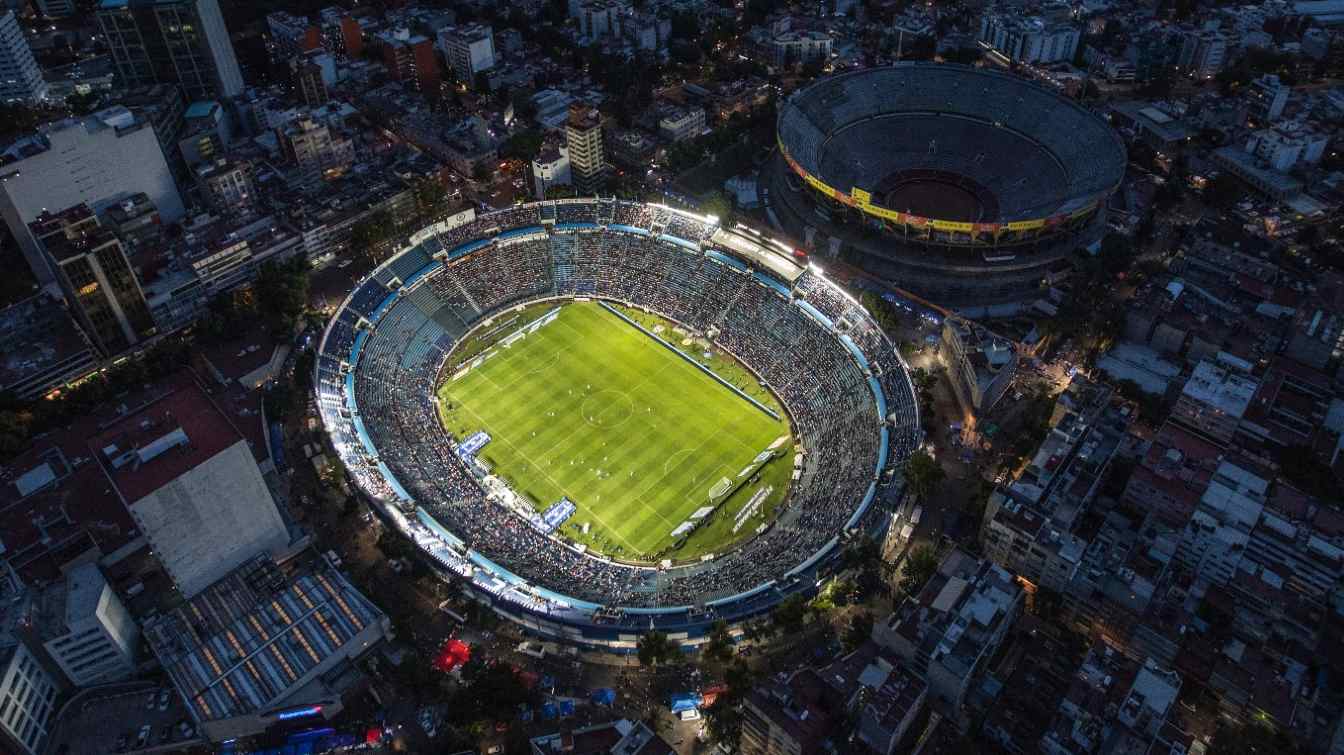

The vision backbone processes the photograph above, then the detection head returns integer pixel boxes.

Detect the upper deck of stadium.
[778,63,1127,226]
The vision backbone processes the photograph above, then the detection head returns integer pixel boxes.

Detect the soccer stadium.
[766,62,1127,309]
[315,199,920,652]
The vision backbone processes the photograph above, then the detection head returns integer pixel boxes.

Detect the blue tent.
[541,702,559,720]
[669,693,700,713]
[559,700,576,717]
[591,688,616,706]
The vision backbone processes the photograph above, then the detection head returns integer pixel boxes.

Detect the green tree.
[499,129,544,161]
[843,611,874,651]
[701,620,734,665]
[773,592,810,634]
[700,191,734,223]
[254,256,310,335]
[899,545,939,595]
[637,630,678,666]
[903,449,945,502]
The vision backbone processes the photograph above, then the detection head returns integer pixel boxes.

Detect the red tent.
[433,638,471,672]
[365,728,382,745]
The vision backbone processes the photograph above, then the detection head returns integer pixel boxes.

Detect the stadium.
[766,63,1127,310]
[314,199,920,652]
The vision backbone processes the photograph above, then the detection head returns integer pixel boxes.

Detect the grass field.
[436,301,793,562]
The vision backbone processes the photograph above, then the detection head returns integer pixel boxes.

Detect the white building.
[439,23,495,82]
[0,12,48,105]
[1176,460,1269,585]
[772,29,833,67]
[37,563,137,687]
[1245,126,1329,171]
[0,570,56,755]
[1179,30,1228,79]
[0,107,185,284]
[978,14,1080,64]
[1246,74,1289,122]
[94,377,290,599]
[658,106,705,142]
[532,145,571,199]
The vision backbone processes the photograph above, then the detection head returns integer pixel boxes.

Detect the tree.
[1098,233,1136,277]
[350,209,395,260]
[773,592,810,634]
[637,630,678,666]
[700,191,733,223]
[701,620,734,666]
[500,129,544,161]
[1204,172,1246,208]
[842,611,874,651]
[253,256,310,335]
[899,545,939,595]
[903,449,945,502]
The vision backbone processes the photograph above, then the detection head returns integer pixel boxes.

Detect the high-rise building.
[266,10,320,60]
[96,0,244,100]
[439,23,495,84]
[31,204,155,356]
[379,28,439,94]
[194,158,255,211]
[289,50,330,106]
[0,104,181,270]
[0,568,57,755]
[35,563,138,687]
[532,144,571,199]
[1178,29,1228,80]
[977,14,1079,65]
[565,103,606,194]
[1246,73,1289,123]
[0,12,48,105]
[92,377,291,598]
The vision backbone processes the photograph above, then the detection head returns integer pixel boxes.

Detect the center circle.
[581,389,634,428]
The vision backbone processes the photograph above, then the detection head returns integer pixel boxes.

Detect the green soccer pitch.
[436,301,795,563]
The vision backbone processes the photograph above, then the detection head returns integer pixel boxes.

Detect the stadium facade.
[767,63,1127,311]
[314,199,921,652]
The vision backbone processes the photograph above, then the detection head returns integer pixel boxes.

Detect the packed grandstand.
[769,63,1127,307]
[315,199,920,636]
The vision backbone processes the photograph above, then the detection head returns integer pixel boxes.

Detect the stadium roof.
[778,63,1126,229]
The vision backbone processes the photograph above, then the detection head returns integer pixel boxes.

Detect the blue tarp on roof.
[591,688,616,706]
[559,700,576,717]
[670,693,700,713]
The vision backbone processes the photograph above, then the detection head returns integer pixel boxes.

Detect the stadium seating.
[316,200,921,612]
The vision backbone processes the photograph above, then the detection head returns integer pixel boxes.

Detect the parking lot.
[46,684,203,755]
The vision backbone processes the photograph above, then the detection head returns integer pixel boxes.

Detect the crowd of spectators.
[315,200,920,609]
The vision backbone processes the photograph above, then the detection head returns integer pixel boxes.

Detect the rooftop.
[89,373,245,504]
[1180,359,1259,419]
[145,551,386,722]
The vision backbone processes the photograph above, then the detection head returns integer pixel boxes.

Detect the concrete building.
[279,117,354,180]
[266,11,319,60]
[0,294,97,400]
[439,23,495,83]
[1170,357,1259,446]
[977,14,1080,65]
[379,29,439,94]
[96,0,243,100]
[658,106,705,143]
[939,314,1017,423]
[1175,460,1269,586]
[565,103,606,194]
[1178,29,1229,79]
[1245,126,1329,171]
[771,29,833,67]
[875,550,1022,723]
[0,106,185,284]
[0,12,48,104]
[0,633,56,755]
[92,378,290,598]
[145,551,389,743]
[741,668,837,755]
[195,158,255,212]
[0,568,56,755]
[35,562,137,686]
[531,144,571,199]
[31,204,155,356]
[289,50,330,107]
[1246,74,1290,123]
